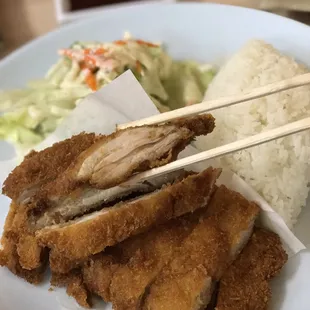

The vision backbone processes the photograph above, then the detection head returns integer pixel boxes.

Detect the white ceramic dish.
[0,3,310,309]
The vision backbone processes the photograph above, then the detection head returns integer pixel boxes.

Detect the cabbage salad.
[0,34,215,153]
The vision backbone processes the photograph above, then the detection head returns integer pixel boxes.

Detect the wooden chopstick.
[118,73,310,130]
[121,117,310,185]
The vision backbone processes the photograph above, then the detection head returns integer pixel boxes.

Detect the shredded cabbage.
[0,35,215,153]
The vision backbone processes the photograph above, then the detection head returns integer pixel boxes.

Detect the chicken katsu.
[0,202,48,283]
[2,133,98,204]
[108,212,204,309]
[0,112,289,309]
[216,227,288,310]
[0,114,217,281]
[49,185,287,310]
[142,185,260,310]
[51,213,202,308]
[51,270,91,308]
[38,167,220,273]
[3,114,214,213]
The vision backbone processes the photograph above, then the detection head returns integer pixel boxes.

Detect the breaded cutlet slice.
[142,219,228,310]
[216,227,288,310]
[3,114,214,211]
[108,213,202,309]
[0,202,47,284]
[80,225,153,303]
[51,270,91,308]
[142,185,260,310]
[2,133,98,202]
[37,167,221,273]
[52,213,197,307]
[82,253,120,302]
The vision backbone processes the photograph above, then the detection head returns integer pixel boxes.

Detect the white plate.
[0,3,310,309]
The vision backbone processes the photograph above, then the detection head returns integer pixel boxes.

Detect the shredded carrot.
[136,39,159,48]
[85,72,97,91]
[114,40,127,46]
[136,60,142,74]
[84,48,91,55]
[84,55,96,66]
[94,48,106,55]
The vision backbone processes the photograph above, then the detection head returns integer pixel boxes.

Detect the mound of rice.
[195,40,310,228]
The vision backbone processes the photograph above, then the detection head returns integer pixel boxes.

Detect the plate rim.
[1,2,310,72]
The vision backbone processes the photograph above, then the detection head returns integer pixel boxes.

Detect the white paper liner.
[0,71,307,309]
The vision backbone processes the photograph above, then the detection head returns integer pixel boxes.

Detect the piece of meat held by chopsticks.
[2,133,98,204]
[7,114,214,231]
[0,133,99,276]
[37,167,221,273]
[0,114,214,280]
[3,114,214,212]
[141,185,260,310]
[216,227,288,310]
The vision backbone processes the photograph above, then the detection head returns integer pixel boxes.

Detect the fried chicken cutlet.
[216,227,288,310]
[80,227,152,304]
[37,167,221,273]
[2,133,98,203]
[51,213,198,308]
[141,185,260,310]
[69,185,259,310]
[4,114,215,224]
[1,114,215,279]
[108,212,204,309]
[0,133,98,277]
[51,270,91,308]
[0,202,48,283]
[53,200,209,308]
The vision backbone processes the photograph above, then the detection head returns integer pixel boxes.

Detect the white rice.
[195,40,310,228]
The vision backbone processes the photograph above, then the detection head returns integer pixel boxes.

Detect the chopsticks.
[118,72,310,130]
[117,72,310,185]
[122,117,310,186]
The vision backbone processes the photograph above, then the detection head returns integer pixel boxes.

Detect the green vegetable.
[0,37,216,154]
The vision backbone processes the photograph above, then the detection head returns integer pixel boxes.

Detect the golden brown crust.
[16,235,43,270]
[81,228,156,303]
[205,185,261,258]
[2,133,98,201]
[108,214,200,309]
[0,202,18,254]
[37,167,220,272]
[0,204,47,284]
[0,202,18,268]
[0,202,48,282]
[6,204,45,271]
[66,273,91,309]
[51,270,91,308]
[171,113,215,136]
[143,220,228,310]
[83,253,119,302]
[3,115,214,209]
[142,186,260,310]
[216,228,288,310]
